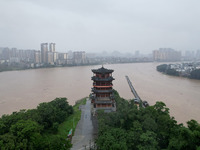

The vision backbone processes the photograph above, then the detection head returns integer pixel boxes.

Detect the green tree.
[137,131,158,150]
[156,64,168,72]
[96,128,127,150]
[190,69,200,79]
[10,120,43,149]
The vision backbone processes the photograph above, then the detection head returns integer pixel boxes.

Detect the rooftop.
[92,66,114,74]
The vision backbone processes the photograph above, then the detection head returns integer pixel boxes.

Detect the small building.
[91,66,116,112]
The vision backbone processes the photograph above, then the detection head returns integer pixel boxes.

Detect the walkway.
[71,98,94,150]
[125,75,141,101]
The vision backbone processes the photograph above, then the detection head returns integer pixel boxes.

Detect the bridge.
[125,76,141,101]
[125,75,149,107]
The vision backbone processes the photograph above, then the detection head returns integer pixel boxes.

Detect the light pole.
[73,117,74,128]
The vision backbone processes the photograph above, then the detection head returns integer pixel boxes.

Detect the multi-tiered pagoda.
[91,66,116,112]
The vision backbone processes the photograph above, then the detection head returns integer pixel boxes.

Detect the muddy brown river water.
[0,63,200,124]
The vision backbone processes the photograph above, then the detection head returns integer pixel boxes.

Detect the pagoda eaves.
[92,67,114,74]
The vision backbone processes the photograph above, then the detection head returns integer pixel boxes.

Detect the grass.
[57,97,87,138]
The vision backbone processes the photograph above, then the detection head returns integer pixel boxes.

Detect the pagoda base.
[91,100,116,114]
[94,106,116,113]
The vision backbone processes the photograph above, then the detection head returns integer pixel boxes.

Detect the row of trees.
[0,98,73,150]
[96,90,200,150]
[190,69,200,79]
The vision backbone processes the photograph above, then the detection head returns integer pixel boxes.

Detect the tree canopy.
[96,90,200,150]
[0,98,73,150]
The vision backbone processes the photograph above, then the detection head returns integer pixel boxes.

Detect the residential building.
[153,48,181,61]
[41,43,48,64]
[49,43,56,52]
[73,51,86,65]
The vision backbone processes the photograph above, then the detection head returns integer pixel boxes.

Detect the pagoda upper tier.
[92,66,114,74]
[91,76,115,81]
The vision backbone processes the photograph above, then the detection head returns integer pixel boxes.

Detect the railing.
[125,75,149,108]
[125,75,141,100]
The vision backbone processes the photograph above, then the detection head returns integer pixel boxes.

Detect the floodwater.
[0,63,200,124]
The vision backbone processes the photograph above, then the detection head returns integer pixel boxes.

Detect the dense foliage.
[0,98,73,150]
[190,69,200,79]
[96,90,200,150]
[156,64,168,72]
[157,64,179,76]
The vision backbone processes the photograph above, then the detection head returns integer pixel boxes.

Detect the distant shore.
[156,63,200,80]
[0,61,153,73]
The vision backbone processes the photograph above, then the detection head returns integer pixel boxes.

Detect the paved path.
[71,98,94,150]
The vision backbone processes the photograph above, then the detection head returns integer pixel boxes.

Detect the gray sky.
[0,0,200,53]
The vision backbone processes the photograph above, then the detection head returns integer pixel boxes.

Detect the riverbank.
[0,63,100,73]
[0,61,153,73]
[156,63,200,80]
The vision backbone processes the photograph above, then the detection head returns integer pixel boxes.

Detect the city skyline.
[0,0,200,53]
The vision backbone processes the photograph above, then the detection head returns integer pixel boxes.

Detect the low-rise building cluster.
[169,62,200,76]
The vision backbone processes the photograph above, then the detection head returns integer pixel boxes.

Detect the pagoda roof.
[92,66,114,74]
[91,76,115,81]
[92,88,113,93]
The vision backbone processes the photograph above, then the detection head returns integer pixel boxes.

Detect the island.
[157,62,200,80]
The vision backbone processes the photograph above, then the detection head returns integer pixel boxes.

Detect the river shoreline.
[156,63,200,80]
[0,61,153,73]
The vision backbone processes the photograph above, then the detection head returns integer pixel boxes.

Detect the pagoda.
[91,66,116,112]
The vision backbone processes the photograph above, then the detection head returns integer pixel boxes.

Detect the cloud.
[0,0,200,53]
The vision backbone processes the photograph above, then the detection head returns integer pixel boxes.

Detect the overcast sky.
[0,0,200,53]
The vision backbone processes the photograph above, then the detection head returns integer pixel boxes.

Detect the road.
[71,98,94,150]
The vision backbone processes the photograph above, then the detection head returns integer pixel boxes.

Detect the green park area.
[0,97,86,150]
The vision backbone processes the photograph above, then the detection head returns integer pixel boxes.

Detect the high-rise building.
[73,51,86,64]
[34,50,41,64]
[41,43,48,64]
[47,52,54,64]
[153,48,181,61]
[53,52,58,63]
[58,53,68,64]
[196,50,200,60]
[135,50,140,57]
[49,43,56,52]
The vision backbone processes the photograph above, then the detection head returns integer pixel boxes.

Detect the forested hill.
[0,98,73,149]
[96,90,200,150]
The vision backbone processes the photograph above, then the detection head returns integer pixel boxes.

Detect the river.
[0,63,200,124]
